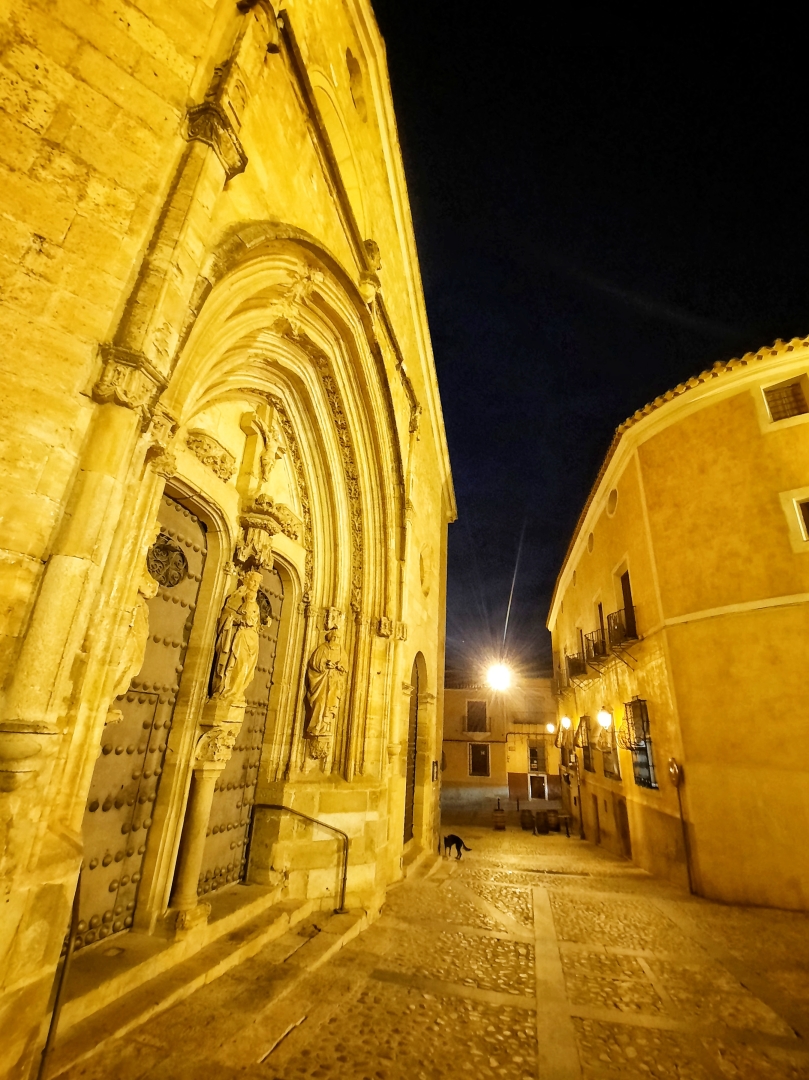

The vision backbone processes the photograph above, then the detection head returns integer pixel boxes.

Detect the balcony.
[607,606,638,651]
[565,652,588,681]
[584,629,609,670]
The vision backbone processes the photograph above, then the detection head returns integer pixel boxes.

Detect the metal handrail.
[249,803,349,914]
[37,867,82,1080]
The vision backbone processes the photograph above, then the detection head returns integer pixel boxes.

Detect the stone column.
[171,761,223,927]
[171,705,244,931]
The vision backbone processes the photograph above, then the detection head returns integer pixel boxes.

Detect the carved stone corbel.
[377,617,392,638]
[195,725,238,765]
[236,494,300,570]
[186,101,247,180]
[92,345,168,429]
[395,621,408,642]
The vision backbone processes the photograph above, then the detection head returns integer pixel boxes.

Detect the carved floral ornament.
[92,346,168,429]
[185,430,237,481]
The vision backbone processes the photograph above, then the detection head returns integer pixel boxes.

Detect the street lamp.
[561,716,572,730]
[597,707,612,728]
[486,663,511,691]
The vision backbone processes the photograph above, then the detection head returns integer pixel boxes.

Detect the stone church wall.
[0,2,455,1076]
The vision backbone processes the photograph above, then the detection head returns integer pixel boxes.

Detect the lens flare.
[486,663,512,691]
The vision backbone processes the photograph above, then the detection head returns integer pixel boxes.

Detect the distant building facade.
[0,2,454,1076]
[441,678,558,819]
[547,336,809,910]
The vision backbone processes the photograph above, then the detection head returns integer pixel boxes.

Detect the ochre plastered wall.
[0,3,454,1076]
[548,341,809,909]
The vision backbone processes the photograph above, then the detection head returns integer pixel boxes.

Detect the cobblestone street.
[56,828,809,1080]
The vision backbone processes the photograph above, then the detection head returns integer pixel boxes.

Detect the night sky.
[370,10,809,678]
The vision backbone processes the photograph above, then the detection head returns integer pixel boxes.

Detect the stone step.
[45,894,345,1078]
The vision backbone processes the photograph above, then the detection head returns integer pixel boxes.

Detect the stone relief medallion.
[256,589,273,627]
[147,534,188,587]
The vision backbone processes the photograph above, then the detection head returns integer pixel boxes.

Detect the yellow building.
[548,336,809,910]
[0,3,454,1075]
[441,678,558,822]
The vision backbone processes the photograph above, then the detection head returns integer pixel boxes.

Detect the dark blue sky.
[370,10,809,676]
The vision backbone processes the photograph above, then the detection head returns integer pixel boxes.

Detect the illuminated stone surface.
[54,828,809,1079]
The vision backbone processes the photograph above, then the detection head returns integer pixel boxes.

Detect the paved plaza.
[55,828,809,1079]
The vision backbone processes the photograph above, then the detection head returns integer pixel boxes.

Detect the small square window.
[465,699,488,732]
[469,744,490,776]
[764,379,809,422]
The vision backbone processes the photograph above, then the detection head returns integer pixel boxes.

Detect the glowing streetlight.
[597,707,612,728]
[486,663,511,691]
[561,716,572,730]
[545,722,555,734]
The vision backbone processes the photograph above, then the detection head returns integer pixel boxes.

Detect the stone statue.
[210,570,264,704]
[257,415,286,483]
[305,628,348,739]
[107,529,160,724]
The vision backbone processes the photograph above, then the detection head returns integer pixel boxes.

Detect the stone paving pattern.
[56,828,809,1078]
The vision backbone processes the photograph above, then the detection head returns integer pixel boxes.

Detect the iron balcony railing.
[584,629,608,667]
[565,652,587,680]
[607,606,638,648]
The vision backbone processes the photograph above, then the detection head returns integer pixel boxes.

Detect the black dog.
[443,834,471,860]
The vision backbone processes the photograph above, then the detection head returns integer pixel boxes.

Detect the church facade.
[0,2,454,1075]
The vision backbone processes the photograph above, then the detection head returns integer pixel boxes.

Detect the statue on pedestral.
[305,628,348,741]
[210,570,264,704]
[107,528,160,724]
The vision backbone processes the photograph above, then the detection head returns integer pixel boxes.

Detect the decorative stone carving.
[195,726,237,763]
[238,391,313,599]
[305,627,347,757]
[395,621,408,641]
[175,901,212,933]
[210,570,264,705]
[186,101,247,181]
[377,617,392,638]
[325,607,343,631]
[92,345,168,428]
[236,494,300,570]
[146,533,188,587]
[359,239,382,304]
[108,537,160,724]
[257,414,286,482]
[186,430,237,481]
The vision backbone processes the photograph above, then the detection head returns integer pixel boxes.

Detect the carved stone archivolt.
[277,327,364,612]
[186,430,236,481]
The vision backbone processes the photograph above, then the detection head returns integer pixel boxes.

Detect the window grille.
[465,699,488,732]
[764,380,809,422]
[601,721,621,780]
[619,697,658,789]
[529,743,546,772]
[469,743,490,776]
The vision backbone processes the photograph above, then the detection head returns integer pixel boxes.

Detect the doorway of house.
[529,774,547,800]
[615,796,632,860]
